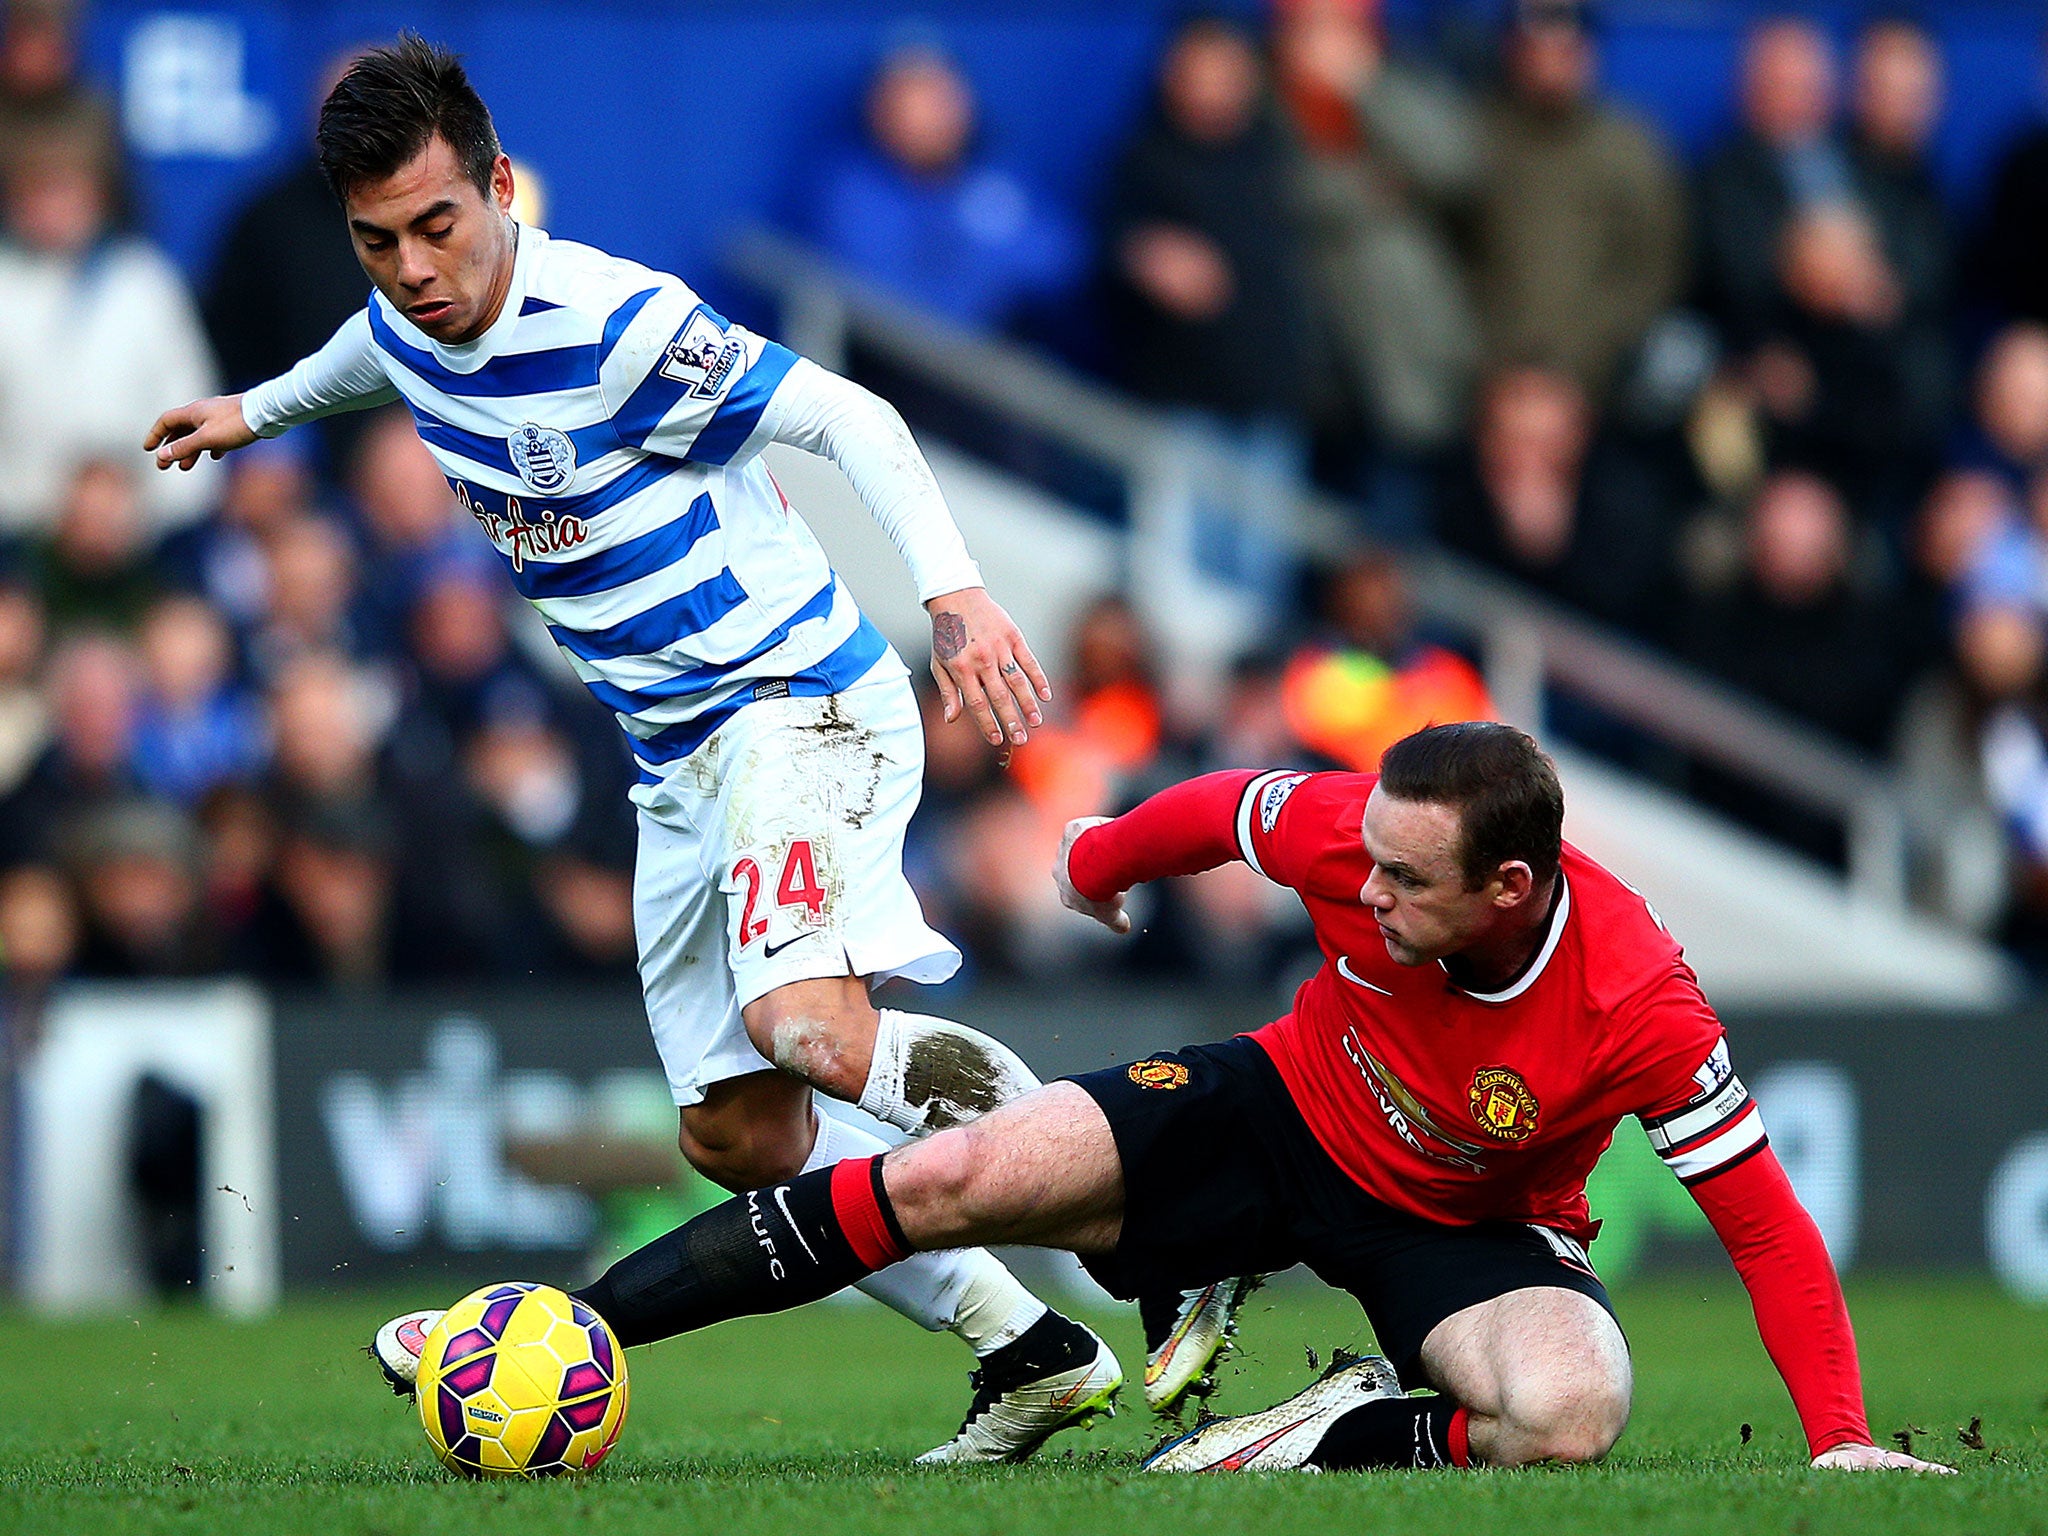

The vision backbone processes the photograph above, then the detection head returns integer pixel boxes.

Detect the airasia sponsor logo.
[457,483,589,572]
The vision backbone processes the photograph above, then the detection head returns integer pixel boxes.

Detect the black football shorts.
[1066,1035,1615,1386]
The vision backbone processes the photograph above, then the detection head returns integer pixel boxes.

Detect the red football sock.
[830,1155,910,1269]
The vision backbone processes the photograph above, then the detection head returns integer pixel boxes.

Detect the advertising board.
[262,984,2048,1297]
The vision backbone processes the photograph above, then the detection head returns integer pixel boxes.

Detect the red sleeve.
[1068,771,1258,902]
[1687,1146,1872,1458]
[1628,1010,1870,1459]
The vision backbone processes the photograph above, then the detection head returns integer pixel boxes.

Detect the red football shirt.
[1233,770,1755,1241]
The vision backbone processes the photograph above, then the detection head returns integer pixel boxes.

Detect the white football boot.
[915,1314,1124,1464]
[1144,1275,1264,1416]
[367,1309,444,1397]
[1141,1354,1404,1473]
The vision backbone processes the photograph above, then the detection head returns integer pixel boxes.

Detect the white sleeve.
[592,280,981,598]
[240,309,397,436]
[595,282,799,468]
[760,357,982,603]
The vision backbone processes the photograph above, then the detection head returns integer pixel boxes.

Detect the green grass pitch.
[0,1273,2040,1535]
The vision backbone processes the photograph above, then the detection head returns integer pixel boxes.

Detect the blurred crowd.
[802,1,2048,966]
[16,0,2048,995]
[0,3,640,998]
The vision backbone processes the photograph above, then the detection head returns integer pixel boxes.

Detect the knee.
[742,986,874,1101]
[884,1124,987,1245]
[1500,1375,1630,1466]
[678,1095,813,1191]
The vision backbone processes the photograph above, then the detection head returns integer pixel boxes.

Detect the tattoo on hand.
[933,612,967,661]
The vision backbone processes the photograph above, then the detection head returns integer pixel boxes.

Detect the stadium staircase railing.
[727,229,1958,920]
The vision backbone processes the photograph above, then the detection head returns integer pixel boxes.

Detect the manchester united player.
[541,722,1948,1473]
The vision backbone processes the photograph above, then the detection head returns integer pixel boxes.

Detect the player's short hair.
[315,32,500,204]
[1379,722,1563,890]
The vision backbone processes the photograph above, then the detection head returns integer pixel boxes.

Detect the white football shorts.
[629,662,961,1107]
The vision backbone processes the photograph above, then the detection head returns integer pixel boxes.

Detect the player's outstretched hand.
[925,587,1051,750]
[1055,816,1131,935]
[145,394,257,472]
[1811,1442,1957,1474]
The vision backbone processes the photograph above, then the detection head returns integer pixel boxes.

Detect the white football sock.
[944,1251,1049,1357]
[857,1009,1042,1137]
[807,1103,1046,1355]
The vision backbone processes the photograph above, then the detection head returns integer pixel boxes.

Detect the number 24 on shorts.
[733,840,827,946]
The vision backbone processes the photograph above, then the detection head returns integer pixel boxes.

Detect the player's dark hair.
[1378,722,1563,890]
[315,33,500,203]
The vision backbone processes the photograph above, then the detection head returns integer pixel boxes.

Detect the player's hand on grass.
[1054,815,1131,935]
[925,587,1051,750]
[1810,1442,1957,1474]
[145,394,257,471]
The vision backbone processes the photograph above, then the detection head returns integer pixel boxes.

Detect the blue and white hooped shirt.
[287,224,901,785]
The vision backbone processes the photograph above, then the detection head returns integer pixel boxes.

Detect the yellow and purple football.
[415,1281,628,1478]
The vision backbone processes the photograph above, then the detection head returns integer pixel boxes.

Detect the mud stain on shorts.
[678,731,724,798]
[797,694,890,831]
[721,694,893,929]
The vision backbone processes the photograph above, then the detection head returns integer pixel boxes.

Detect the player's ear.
[1492,860,1535,909]
[490,153,516,214]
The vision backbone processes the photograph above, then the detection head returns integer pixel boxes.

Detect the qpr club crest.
[508,422,577,494]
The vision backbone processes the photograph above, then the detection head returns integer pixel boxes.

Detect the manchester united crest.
[1468,1066,1540,1143]
[1127,1060,1190,1091]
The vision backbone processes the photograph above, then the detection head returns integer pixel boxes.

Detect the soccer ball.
[416,1281,629,1478]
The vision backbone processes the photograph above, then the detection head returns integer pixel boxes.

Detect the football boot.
[1141,1353,1403,1473]
[367,1308,444,1397]
[1142,1275,1264,1416]
[915,1311,1123,1464]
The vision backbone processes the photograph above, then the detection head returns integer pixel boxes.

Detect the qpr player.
[145,35,1128,1461]
[541,722,1954,1475]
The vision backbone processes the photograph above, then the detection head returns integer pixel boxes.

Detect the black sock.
[1309,1395,1468,1470]
[1138,1290,1185,1353]
[572,1164,882,1346]
[1076,1252,1135,1308]
[977,1310,1098,1388]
